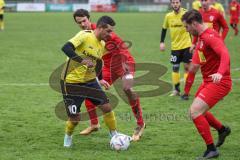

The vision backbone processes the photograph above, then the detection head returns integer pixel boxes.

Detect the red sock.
[85,99,98,125]
[129,97,144,126]
[193,115,213,145]
[205,112,223,130]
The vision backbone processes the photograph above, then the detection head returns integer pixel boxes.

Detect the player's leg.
[0,14,4,30]
[204,111,231,147]
[79,99,100,135]
[61,81,84,147]
[86,80,118,137]
[191,81,231,158]
[121,73,145,141]
[170,50,181,96]
[190,97,219,159]
[181,47,192,100]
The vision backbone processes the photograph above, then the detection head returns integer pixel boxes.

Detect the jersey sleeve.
[162,14,169,29]
[192,49,201,65]
[68,31,87,48]
[217,13,229,40]
[205,34,230,75]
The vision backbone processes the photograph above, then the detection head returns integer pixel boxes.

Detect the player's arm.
[160,28,167,51]
[207,35,230,83]
[183,48,201,96]
[184,62,200,95]
[218,13,229,40]
[62,32,94,67]
[160,15,168,51]
[62,42,83,63]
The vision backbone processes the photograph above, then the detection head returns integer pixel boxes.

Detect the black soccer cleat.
[216,126,231,147]
[203,149,219,159]
[181,93,189,100]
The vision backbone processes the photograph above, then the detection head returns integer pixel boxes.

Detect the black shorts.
[60,79,109,117]
[0,14,3,20]
[170,47,192,64]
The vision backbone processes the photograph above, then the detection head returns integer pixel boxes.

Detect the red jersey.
[199,8,229,39]
[91,23,135,68]
[229,1,240,18]
[192,28,231,82]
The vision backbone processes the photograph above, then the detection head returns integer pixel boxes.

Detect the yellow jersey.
[162,8,192,50]
[0,0,5,15]
[211,2,225,17]
[61,30,105,83]
[192,0,201,10]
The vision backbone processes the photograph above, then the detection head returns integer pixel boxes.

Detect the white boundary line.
[0,68,239,87]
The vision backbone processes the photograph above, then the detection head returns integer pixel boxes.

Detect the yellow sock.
[184,73,188,82]
[172,72,180,85]
[0,20,3,30]
[65,120,78,136]
[103,111,116,131]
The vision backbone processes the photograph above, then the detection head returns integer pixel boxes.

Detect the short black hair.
[73,9,90,22]
[96,16,116,28]
[182,9,203,24]
[170,0,181,2]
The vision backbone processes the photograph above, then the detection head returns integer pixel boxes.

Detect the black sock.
[207,143,216,151]
[218,126,226,134]
[175,83,180,92]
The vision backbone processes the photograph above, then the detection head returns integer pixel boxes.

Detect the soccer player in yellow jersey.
[61,16,118,147]
[192,0,202,10]
[0,0,5,30]
[210,0,225,17]
[160,0,192,97]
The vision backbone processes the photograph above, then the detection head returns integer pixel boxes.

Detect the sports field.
[0,12,239,160]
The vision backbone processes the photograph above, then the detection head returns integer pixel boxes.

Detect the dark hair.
[73,9,90,22]
[181,9,203,24]
[97,16,116,28]
[170,0,181,2]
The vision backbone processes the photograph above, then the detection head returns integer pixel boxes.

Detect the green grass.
[0,12,239,160]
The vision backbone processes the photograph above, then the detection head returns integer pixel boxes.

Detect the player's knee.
[172,64,180,72]
[100,103,112,113]
[189,107,202,119]
[69,115,80,123]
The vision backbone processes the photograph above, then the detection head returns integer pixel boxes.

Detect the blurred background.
[3,0,230,13]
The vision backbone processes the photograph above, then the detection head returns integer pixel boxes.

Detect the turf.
[0,12,239,160]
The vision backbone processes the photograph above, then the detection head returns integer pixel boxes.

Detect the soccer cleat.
[216,126,231,147]
[132,123,146,141]
[109,130,118,138]
[203,149,219,159]
[181,93,189,100]
[196,149,219,160]
[80,124,100,135]
[63,134,72,147]
[169,90,180,96]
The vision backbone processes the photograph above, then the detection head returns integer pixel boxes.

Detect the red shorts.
[230,17,239,24]
[195,79,232,108]
[102,61,135,85]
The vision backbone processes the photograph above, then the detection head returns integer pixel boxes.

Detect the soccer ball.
[110,133,132,151]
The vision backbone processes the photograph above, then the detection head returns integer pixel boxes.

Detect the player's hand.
[189,44,195,53]
[209,73,223,83]
[160,42,165,51]
[100,79,110,90]
[81,58,94,68]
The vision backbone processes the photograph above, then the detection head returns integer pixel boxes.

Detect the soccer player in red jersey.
[229,0,240,35]
[73,9,145,141]
[182,10,232,159]
[182,0,229,100]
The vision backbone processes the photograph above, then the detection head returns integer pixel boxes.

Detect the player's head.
[200,0,211,10]
[95,16,115,41]
[170,0,181,13]
[73,9,91,30]
[182,10,203,36]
